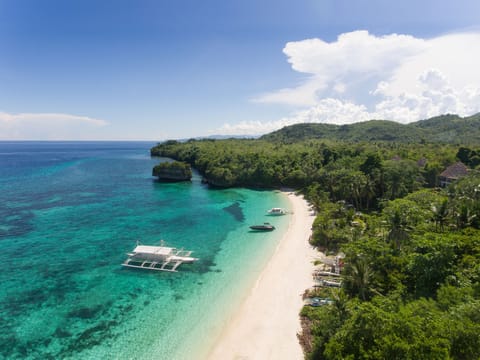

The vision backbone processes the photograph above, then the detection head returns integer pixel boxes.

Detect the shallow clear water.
[0,142,289,359]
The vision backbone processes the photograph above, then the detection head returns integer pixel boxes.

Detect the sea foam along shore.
[208,192,318,360]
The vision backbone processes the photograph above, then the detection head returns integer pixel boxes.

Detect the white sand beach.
[208,192,318,360]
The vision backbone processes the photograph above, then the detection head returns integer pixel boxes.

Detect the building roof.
[439,162,469,180]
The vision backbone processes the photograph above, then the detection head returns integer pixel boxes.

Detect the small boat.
[307,297,334,307]
[249,222,275,231]
[267,207,287,216]
[122,241,198,272]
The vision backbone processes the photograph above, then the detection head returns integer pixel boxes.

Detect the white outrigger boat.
[122,241,198,272]
[267,207,288,216]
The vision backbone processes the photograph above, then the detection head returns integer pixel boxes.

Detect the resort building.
[439,162,469,187]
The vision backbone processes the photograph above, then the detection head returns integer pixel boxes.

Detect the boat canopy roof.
[133,245,174,255]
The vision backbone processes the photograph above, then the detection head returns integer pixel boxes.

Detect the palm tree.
[361,177,377,210]
[329,289,349,320]
[431,199,450,231]
[387,209,410,250]
[343,256,376,301]
[455,203,476,229]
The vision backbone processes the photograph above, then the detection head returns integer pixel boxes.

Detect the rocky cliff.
[152,161,192,181]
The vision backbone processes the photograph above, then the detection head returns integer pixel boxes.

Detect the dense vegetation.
[302,175,480,359]
[151,138,457,191]
[151,115,480,359]
[152,160,192,181]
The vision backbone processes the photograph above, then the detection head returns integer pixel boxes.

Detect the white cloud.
[218,30,480,135]
[216,99,372,135]
[253,79,321,107]
[284,31,426,76]
[0,112,108,140]
[291,99,372,124]
[372,68,476,122]
[254,31,426,106]
[383,32,480,97]
[419,68,448,90]
[214,119,297,136]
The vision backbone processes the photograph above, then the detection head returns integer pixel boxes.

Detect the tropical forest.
[151,114,480,359]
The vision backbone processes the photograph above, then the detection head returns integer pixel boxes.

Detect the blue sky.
[1,0,480,140]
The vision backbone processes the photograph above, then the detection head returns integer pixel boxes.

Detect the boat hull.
[249,225,275,231]
[123,242,198,272]
[267,208,287,216]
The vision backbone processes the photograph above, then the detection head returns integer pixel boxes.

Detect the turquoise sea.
[0,142,290,359]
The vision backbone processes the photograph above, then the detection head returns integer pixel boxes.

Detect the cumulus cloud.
[215,119,296,136]
[254,31,427,106]
[218,30,480,135]
[373,68,478,122]
[216,99,372,136]
[253,79,321,106]
[0,112,108,140]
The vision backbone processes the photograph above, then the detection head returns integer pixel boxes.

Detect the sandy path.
[208,193,317,360]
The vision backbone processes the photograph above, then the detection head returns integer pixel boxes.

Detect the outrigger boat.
[249,222,275,231]
[267,207,288,216]
[122,241,198,272]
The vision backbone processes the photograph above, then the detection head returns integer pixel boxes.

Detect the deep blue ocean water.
[0,142,289,359]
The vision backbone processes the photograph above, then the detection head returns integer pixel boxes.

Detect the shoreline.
[207,192,318,359]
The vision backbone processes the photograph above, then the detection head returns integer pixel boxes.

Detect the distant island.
[151,113,480,359]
